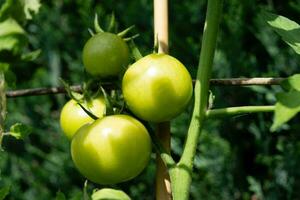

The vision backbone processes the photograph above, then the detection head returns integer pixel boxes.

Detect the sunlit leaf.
[0,18,26,53]
[22,0,41,19]
[280,74,300,91]
[263,12,300,54]
[271,91,300,131]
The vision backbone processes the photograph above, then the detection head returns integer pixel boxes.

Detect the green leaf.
[55,191,67,200]
[0,0,24,22]
[262,12,300,54]
[0,186,10,200]
[271,91,300,131]
[22,0,41,19]
[9,123,32,140]
[280,74,300,91]
[0,18,25,36]
[0,0,40,21]
[0,18,26,53]
[21,49,41,61]
[0,63,9,72]
[91,188,131,200]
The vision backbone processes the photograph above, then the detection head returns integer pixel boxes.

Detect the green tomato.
[122,53,193,122]
[60,97,105,140]
[82,32,130,77]
[71,115,151,185]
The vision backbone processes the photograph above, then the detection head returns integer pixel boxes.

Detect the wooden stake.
[154,0,172,199]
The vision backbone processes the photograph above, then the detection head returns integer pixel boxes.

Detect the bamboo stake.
[154,0,172,199]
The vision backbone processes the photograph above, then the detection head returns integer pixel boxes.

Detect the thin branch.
[5,77,285,98]
[206,105,275,119]
[209,77,285,86]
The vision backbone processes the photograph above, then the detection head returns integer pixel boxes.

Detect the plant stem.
[206,106,275,119]
[169,0,223,199]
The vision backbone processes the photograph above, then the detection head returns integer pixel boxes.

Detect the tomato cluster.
[59,30,193,185]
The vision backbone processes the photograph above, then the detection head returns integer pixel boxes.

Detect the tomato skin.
[60,97,105,140]
[122,53,193,122]
[82,32,129,77]
[71,115,152,185]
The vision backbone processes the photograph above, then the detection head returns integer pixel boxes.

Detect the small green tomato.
[60,97,105,140]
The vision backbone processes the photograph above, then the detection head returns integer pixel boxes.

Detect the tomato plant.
[122,53,193,122]
[60,96,105,140]
[71,114,152,185]
[82,32,130,77]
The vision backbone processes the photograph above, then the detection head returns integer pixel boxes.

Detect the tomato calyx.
[88,13,138,41]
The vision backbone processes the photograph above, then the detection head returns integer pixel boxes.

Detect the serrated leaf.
[9,123,32,140]
[21,49,41,61]
[262,12,300,54]
[280,74,300,91]
[55,191,66,200]
[0,185,10,200]
[91,188,131,200]
[22,0,41,19]
[271,91,300,131]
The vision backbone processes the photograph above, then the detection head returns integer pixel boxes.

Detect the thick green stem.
[206,105,275,119]
[169,0,223,199]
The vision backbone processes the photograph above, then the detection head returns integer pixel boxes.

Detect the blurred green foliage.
[0,0,300,199]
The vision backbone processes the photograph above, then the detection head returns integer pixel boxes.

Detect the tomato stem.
[169,0,223,199]
[206,105,275,119]
[146,122,175,167]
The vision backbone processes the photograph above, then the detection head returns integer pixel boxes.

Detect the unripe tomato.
[60,97,105,140]
[122,53,193,122]
[82,32,130,77]
[71,115,151,185]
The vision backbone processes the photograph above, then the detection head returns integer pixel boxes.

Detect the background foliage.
[0,0,300,199]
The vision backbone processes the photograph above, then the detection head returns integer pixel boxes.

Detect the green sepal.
[100,86,114,116]
[94,13,104,33]
[107,12,116,33]
[128,39,143,61]
[118,25,135,38]
[77,103,99,120]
